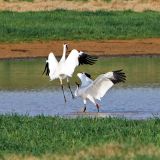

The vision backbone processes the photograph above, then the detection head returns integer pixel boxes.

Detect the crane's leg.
[67,77,74,99]
[83,99,87,112]
[88,96,100,112]
[96,103,100,112]
[60,79,67,103]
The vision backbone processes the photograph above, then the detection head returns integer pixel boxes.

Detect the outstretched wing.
[42,52,58,80]
[86,70,126,100]
[63,49,98,77]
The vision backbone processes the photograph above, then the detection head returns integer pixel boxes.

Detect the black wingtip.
[112,69,126,84]
[42,62,49,76]
[84,72,91,79]
[78,52,98,66]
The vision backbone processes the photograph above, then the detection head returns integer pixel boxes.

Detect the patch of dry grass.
[0,0,160,12]
[3,143,160,160]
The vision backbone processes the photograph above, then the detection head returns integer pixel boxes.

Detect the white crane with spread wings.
[43,44,98,103]
[75,70,126,112]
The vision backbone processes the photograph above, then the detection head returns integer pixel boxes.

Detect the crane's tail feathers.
[112,69,126,84]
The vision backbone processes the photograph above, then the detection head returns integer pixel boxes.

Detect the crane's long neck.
[60,44,67,62]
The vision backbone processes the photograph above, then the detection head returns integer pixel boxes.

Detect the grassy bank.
[0,115,160,159]
[0,10,160,42]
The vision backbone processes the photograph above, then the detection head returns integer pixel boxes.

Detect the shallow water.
[0,56,160,119]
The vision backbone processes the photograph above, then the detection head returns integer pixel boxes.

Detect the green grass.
[0,10,160,42]
[0,115,160,159]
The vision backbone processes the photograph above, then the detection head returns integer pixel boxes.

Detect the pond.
[0,56,160,119]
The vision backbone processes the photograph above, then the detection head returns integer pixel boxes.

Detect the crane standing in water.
[75,70,126,112]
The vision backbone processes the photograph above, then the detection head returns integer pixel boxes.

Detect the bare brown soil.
[0,0,160,12]
[0,38,160,59]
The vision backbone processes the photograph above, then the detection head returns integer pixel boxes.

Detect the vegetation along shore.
[0,115,160,160]
[0,10,160,58]
[0,10,160,42]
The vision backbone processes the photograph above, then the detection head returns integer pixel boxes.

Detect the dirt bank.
[0,0,160,12]
[0,38,160,59]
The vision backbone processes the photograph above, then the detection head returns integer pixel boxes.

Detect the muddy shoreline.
[0,38,160,59]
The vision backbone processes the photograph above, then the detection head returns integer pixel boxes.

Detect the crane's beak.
[64,43,68,50]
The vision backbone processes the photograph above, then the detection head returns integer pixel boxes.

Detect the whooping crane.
[75,70,126,112]
[43,44,98,103]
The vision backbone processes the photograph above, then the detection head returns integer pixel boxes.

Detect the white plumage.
[47,53,58,80]
[43,44,98,102]
[75,70,126,112]
[63,50,85,77]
